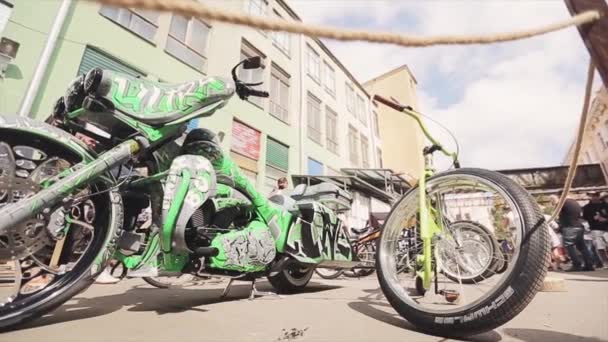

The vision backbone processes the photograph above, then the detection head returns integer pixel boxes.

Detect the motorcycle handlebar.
[247,89,269,98]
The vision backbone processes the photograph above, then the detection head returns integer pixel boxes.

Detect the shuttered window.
[266,137,288,171]
[77,46,145,77]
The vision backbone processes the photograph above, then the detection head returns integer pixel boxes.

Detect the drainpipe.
[18,0,72,117]
[298,33,305,173]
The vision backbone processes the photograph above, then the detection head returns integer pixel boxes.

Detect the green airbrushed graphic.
[210,152,293,253]
[216,184,234,198]
[209,220,270,272]
[163,252,188,272]
[110,77,226,116]
[161,169,191,252]
[211,197,251,211]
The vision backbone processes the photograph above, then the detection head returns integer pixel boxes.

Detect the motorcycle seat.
[83,68,235,126]
[268,193,298,213]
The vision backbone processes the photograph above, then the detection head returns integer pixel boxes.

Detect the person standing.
[560,195,595,272]
[583,192,608,267]
[269,177,289,197]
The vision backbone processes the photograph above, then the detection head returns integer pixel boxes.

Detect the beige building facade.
[565,86,608,177]
[364,65,424,180]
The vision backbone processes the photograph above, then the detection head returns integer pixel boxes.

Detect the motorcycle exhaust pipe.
[0,139,142,235]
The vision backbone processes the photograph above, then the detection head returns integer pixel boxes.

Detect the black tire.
[314,268,344,280]
[268,259,314,293]
[440,220,502,284]
[377,168,550,338]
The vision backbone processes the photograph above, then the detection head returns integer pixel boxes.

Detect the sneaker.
[95,269,120,284]
[565,266,584,272]
[582,266,595,272]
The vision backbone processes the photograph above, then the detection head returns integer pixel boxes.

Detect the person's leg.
[574,230,595,270]
[585,239,603,268]
[591,230,608,265]
[562,227,583,270]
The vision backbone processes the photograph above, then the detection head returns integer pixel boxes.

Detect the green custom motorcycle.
[0,57,549,337]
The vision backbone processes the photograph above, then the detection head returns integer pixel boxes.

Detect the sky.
[288,0,604,170]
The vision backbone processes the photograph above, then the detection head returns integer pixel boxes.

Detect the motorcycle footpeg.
[193,247,219,257]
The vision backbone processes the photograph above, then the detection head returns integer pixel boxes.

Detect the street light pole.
[18,0,73,117]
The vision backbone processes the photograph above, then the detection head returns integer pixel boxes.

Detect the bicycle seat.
[83,68,235,126]
[352,227,370,235]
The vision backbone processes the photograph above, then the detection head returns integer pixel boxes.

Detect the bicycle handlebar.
[372,95,459,165]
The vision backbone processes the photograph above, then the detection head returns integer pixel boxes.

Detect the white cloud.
[289,0,595,170]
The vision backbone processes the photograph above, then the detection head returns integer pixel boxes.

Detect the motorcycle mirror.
[243,56,262,69]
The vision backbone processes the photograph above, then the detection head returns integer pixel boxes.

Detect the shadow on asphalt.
[347,288,502,342]
[15,281,339,331]
[503,328,607,341]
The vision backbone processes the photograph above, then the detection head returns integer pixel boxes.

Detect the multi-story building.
[0,0,383,197]
[564,86,608,177]
[364,65,423,180]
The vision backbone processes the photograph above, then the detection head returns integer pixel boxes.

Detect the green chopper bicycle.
[0,55,549,336]
[372,95,549,336]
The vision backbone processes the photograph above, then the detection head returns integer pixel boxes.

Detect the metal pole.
[18,0,72,117]
[298,33,306,173]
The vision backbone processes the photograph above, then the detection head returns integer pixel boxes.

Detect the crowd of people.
[548,192,608,272]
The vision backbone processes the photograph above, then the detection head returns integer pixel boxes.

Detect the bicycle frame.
[372,95,459,291]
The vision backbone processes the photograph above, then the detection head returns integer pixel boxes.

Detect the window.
[231,151,259,187]
[78,46,145,77]
[373,111,380,136]
[377,148,383,168]
[271,11,290,55]
[265,137,289,194]
[357,95,367,125]
[346,83,355,114]
[326,107,339,154]
[308,158,324,176]
[231,120,261,160]
[323,62,335,95]
[270,64,290,123]
[165,15,211,72]
[239,41,266,108]
[307,93,322,144]
[247,0,268,16]
[100,6,159,42]
[348,125,359,165]
[306,45,320,82]
[361,135,370,167]
[266,137,289,171]
[597,132,607,150]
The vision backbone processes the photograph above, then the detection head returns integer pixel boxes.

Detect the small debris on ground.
[276,327,309,341]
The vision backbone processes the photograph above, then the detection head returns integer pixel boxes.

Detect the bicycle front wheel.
[376,168,549,337]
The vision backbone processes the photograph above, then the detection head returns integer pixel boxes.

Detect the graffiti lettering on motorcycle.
[112,77,225,115]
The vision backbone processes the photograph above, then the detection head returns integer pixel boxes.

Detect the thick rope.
[548,60,595,223]
[90,0,601,47]
[90,0,600,221]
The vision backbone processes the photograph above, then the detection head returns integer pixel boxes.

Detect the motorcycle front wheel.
[0,130,122,330]
[376,168,549,338]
